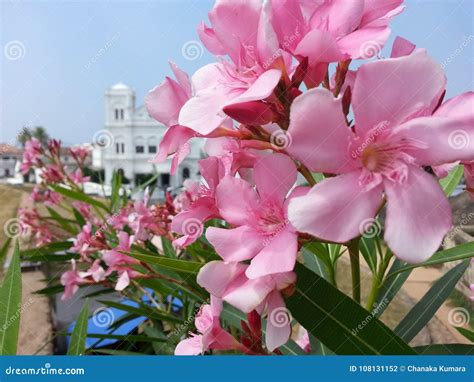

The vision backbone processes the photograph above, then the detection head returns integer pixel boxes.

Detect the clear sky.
[1,0,473,145]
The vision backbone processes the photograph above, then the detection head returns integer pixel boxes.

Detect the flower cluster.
[144,0,473,353]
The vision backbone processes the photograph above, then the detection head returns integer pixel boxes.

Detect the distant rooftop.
[110,82,132,91]
[0,143,23,155]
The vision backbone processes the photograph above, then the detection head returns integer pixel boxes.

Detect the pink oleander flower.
[72,201,92,221]
[173,179,200,212]
[78,259,106,283]
[179,0,287,135]
[175,297,243,355]
[171,156,226,247]
[103,231,140,291]
[205,153,306,279]
[146,61,196,174]
[197,261,296,351]
[41,164,64,184]
[128,190,160,241]
[21,138,43,174]
[270,0,404,87]
[69,146,90,165]
[292,325,311,353]
[70,168,90,184]
[60,260,87,301]
[71,223,94,257]
[287,50,474,263]
[43,189,62,206]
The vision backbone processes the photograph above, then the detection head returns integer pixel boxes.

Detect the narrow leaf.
[0,242,22,355]
[387,242,474,277]
[394,260,469,342]
[67,300,89,355]
[128,252,203,275]
[439,164,464,196]
[374,259,412,317]
[287,263,414,355]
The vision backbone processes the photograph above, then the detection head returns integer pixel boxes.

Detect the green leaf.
[455,327,474,342]
[301,243,330,279]
[394,260,469,342]
[440,164,464,196]
[110,170,123,212]
[46,207,77,234]
[0,241,22,355]
[0,238,12,266]
[414,344,474,355]
[98,300,182,324]
[128,252,203,275]
[20,241,72,257]
[51,185,110,212]
[287,263,414,355]
[374,259,412,317]
[67,300,89,355]
[387,242,474,277]
[161,237,176,258]
[359,236,378,273]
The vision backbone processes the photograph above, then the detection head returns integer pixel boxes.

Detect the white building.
[0,144,22,178]
[93,83,203,190]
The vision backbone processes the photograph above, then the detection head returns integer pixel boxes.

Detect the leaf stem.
[348,239,361,303]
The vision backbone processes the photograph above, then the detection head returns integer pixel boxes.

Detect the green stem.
[348,239,361,303]
[365,251,393,311]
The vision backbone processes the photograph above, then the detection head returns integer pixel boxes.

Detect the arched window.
[182,167,190,180]
[120,109,124,120]
[115,109,119,120]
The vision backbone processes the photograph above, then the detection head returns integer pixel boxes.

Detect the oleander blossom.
[287,50,474,263]
[206,153,306,278]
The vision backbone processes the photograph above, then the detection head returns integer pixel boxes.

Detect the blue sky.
[1,0,473,145]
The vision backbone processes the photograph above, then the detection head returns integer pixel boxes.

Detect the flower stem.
[348,239,361,303]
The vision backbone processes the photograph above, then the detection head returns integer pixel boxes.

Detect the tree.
[17,126,49,147]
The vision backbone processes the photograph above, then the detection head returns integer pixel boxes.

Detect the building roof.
[110,82,131,91]
[0,143,23,156]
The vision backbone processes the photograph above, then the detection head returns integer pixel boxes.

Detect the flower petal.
[287,88,355,173]
[206,226,264,262]
[352,50,446,133]
[215,176,259,225]
[384,166,452,263]
[288,171,384,242]
[246,228,298,279]
[253,153,297,205]
[265,290,291,352]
